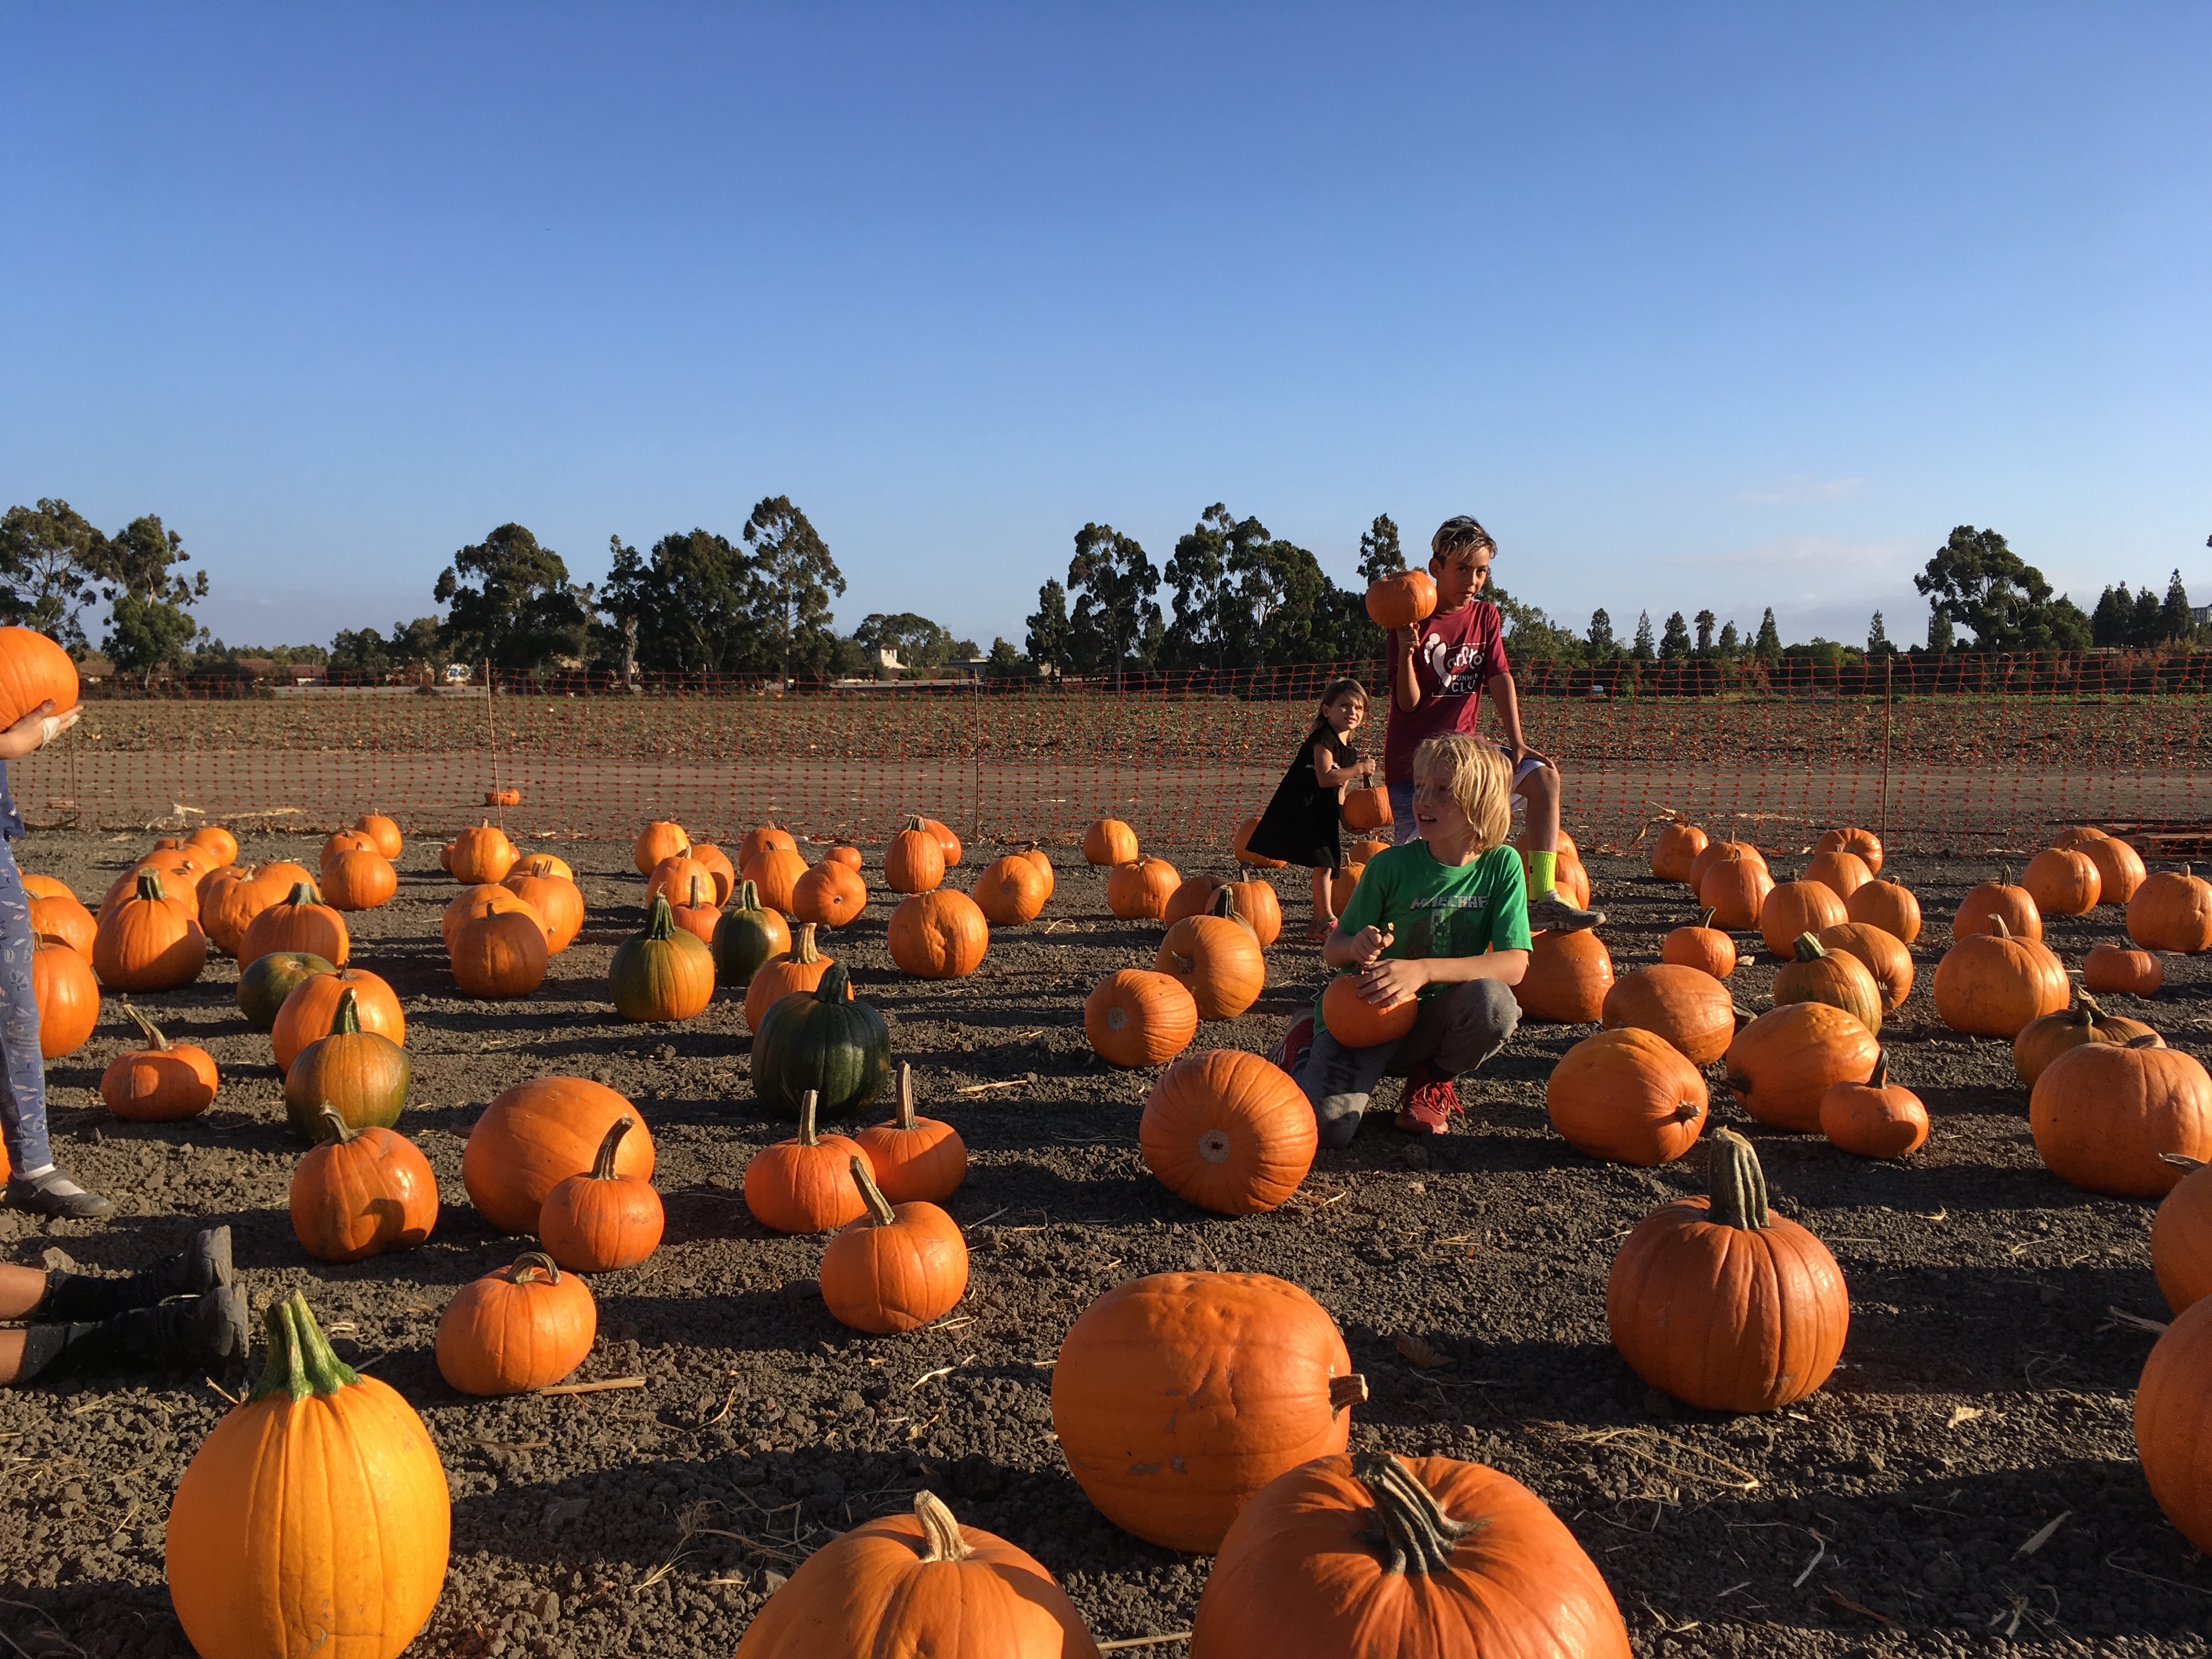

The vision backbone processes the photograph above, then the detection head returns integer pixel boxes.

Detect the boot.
[4,1165,116,1221]
[13,1283,250,1384]
[36,1227,233,1322]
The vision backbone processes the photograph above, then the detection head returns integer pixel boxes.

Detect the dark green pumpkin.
[749,961,890,1121]
[712,879,786,990]
[238,950,337,1032]
[283,988,412,1140]
[611,895,715,1022]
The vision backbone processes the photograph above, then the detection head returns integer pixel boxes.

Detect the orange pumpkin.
[1233,814,1287,869]
[1814,826,1884,875]
[2024,845,2100,916]
[1084,969,1199,1067]
[503,871,584,952]
[1600,963,1737,1065]
[464,1076,655,1234]
[1141,1049,1316,1215]
[738,822,798,867]
[686,842,737,902]
[1328,860,1366,912]
[184,825,240,867]
[351,813,403,860]
[1319,972,1417,1051]
[199,860,315,956]
[2080,834,2147,907]
[441,883,537,953]
[436,1251,597,1395]
[273,966,405,1075]
[290,1105,438,1262]
[512,851,574,881]
[1815,921,1914,1012]
[321,847,398,912]
[2029,1037,2212,1197]
[539,1116,664,1272]
[854,1062,967,1205]
[1052,1272,1364,1553]
[2012,995,2160,1088]
[975,848,1051,924]
[791,857,868,928]
[92,871,207,991]
[99,1006,218,1121]
[644,853,715,910]
[1162,873,1224,928]
[1226,876,1283,947]
[1770,932,1883,1035]
[320,829,378,866]
[1818,1051,1928,1158]
[1802,850,1872,904]
[1758,879,1847,960]
[1724,1001,1882,1132]
[741,844,809,913]
[1606,1129,1849,1411]
[1690,838,1768,889]
[2152,1157,2212,1314]
[1547,1027,1708,1166]
[2135,1295,2212,1555]
[20,872,74,902]
[29,890,94,960]
[1345,836,1392,866]
[885,817,947,895]
[448,822,517,885]
[667,874,723,944]
[1933,915,2068,1037]
[1661,909,1736,979]
[917,816,963,868]
[1954,876,2041,942]
[31,934,98,1057]
[239,881,348,968]
[1084,817,1141,866]
[1846,877,1921,944]
[820,1155,969,1334]
[633,820,690,876]
[1511,929,1613,1024]
[743,1090,873,1234]
[888,888,990,979]
[1364,568,1438,629]
[1340,786,1391,831]
[744,922,834,1032]
[1106,855,1180,920]
[1697,848,1774,932]
[1651,822,1709,883]
[1153,890,1265,1019]
[483,786,521,808]
[2082,943,2160,996]
[450,900,549,998]
[824,843,864,871]
[2129,866,2212,953]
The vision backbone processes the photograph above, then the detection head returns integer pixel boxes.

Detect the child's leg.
[1514,760,1562,856]
[1308,866,1335,939]
[1393,979,1521,1079]
[1514,761,1605,930]
[0,844,111,1218]
[1295,1023,1403,1150]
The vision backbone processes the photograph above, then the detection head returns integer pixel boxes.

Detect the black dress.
[1245,729,1355,870]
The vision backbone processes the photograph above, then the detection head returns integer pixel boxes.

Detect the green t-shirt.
[1314,841,1534,1037]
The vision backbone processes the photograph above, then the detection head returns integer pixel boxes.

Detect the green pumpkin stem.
[506,1251,561,1284]
[815,960,853,1004]
[644,894,678,940]
[248,1291,360,1403]
[591,1117,633,1180]
[791,924,821,966]
[332,986,361,1036]
[797,1090,821,1147]
[1705,1128,1771,1230]
[284,880,322,908]
[133,870,167,903]
[122,1003,170,1051]
[1352,1452,1472,1576]
[912,1491,974,1562]
[1790,933,1826,962]
[312,1104,359,1146]
[850,1155,896,1227]
[734,879,764,915]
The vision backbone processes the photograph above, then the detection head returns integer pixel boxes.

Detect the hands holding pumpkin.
[0,699,78,759]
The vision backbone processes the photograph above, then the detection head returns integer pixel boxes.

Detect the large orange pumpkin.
[0,626,78,728]
[1084,817,1141,866]
[2029,1038,2212,1197]
[1153,891,1265,1019]
[1599,963,1738,1066]
[1932,915,2068,1036]
[239,881,348,968]
[1661,909,1736,979]
[32,934,99,1057]
[1724,1001,1881,1132]
[2012,995,2160,1088]
[633,820,689,876]
[351,813,403,860]
[1051,1272,1365,1553]
[99,1006,218,1121]
[1689,838,1768,889]
[854,1062,967,1205]
[1084,969,1199,1067]
[448,822,517,885]
[2084,944,2163,997]
[1758,879,1847,960]
[887,888,990,979]
[742,844,810,913]
[1815,921,1915,1012]
[1845,877,1921,944]
[450,900,548,998]
[737,823,797,867]
[643,852,714,911]
[463,1076,656,1234]
[791,858,868,928]
[1651,821,1709,883]
[200,860,315,956]
[1697,848,1774,932]
[975,848,1051,924]
[538,1116,664,1273]
[1141,1049,1316,1215]
[29,890,94,960]
[2128,866,2212,953]
[503,871,584,952]
[743,1090,873,1234]
[684,842,736,903]
[1107,855,1180,920]
[273,966,405,1075]
[1818,1051,1928,1158]
[290,1105,438,1262]
[436,1251,597,1395]
[1547,1027,1708,1166]
[820,1155,969,1334]
[2152,1157,2212,1314]
[92,870,207,991]
[1224,876,1282,947]
[1606,1129,1849,1411]
[2134,1294,2212,1555]
[884,817,947,895]
[2056,827,2147,906]
[2024,845,2100,916]
[321,848,398,912]
[1162,873,1225,928]
[1802,849,1872,904]
[1954,877,2041,942]
[166,1294,448,1659]
[1511,929,1613,1023]
[441,883,535,953]
[1814,826,1883,874]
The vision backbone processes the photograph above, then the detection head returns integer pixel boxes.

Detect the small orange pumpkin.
[1651,821,1709,884]
[821,1156,970,1334]
[290,1104,438,1263]
[1801,850,1872,904]
[885,816,947,895]
[1954,876,2041,942]
[1153,889,1266,1019]
[93,870,208,991]
[1085,969,1199,1067]
[539,1116,664,1272]
[743,922,834,1032]
[239,881,348,968]
[2084,943,2163,996]
[32,934,99,1057]
[1770,932,1882,1035]
[1600,963,1739,1065]
[792,857,868,928]
[1084,817,1140,866]
[1814,921,1915,1012]
[1319,972,1417,1051]
[99,1006,218,1121]
[644,852,715,910]
[685,843,736,903]
[633,819,690,876]
[974,847,1051,924]
[503,871,584,952]
[741,844,810,913]
[448,822,517,885]
[1141,1049,1316,1215]
[435,1251,597,1395]
[1818,1051,1928,1158]
[450,900,549,998]
[1107,855,1180,921]
[738,822,798,867]
[185,824,240,867]
[743,1090,873,1234]
[854,1063,967,1205]
[1697,848,1774,932]
[1660,909,1736,979]
[2128,865,2212,953]
[272,966,405,1075]
[2058,828,2147,906]
[888,888,990,979]
[825,843,864,870]
[667,874,723,944]
[351,813,403,860]
[1511,929,1613,1024]
[29,890,95,960]
[321,848,397,912]
[1340,786,1392,832]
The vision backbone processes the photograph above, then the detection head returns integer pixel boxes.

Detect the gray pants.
[1294,978,1521,1149]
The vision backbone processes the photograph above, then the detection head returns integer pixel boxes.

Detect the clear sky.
[4,3,2207,657]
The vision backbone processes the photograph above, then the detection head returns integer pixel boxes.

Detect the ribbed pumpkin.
[2135,1295,2212,1555]
[2013,995,2160,1088]
[1547,1027,1708,1166]
[30,890,94,959]
[633,819,690,876]
[1814,921,1914,1012]
[273,967,405,1075]
[1933,915,2068,1036]
[106,848,208,915]
[1511,929,1613,1023]
[200,860,315,956]
[1190,1452,1632,1659]
[1697,847,1774,932]
[885,816,947,895]
[20,872,74,901]
[1328,860,1367,912]
[741,844,809,913]
[100,1006,218,1122]
[283,988,413,1140]
[1141,1048,1316,1215]
[503,871,584,952]
[917,816,963,868]
[1845,877,1921,944]
[685,842,736,902]
[1161,873,1224,928]
[1599,963,1738,1066]
[2024,845,2100,916]
[734,1492,1101,1659]
[2084,944,2163,997]
[743,1091,873,1233]
[1234,814,1287,869]
[1606,1129,1849,1411]
[1954,876,2041,941]
[2152,1157,2212,1314]
[1802,849,1872,904]
[512,851,574,881]
[448,822,517,885]
[1224,876,1282,947]
[2128,866,2212,953]
[91,870,207,991]
[1107,855,1180,920]
[321,829,379,867]
[742,921,833,1032]
[1661,909,1736,979]
[975,847,1051,924]
[436,1251,597,1395]
[240,881,348,968]
[1153,889,1265,1019]
[1758,881,1847,960]
[713,880,793,991]
[751,961,891,1122]
[31,934,98,1058]
[1771,932,1882,1035]
[821,1156,969,1333]
[609,895,715,1022]
[464,1076,654,1234]
[1689,838,1768,889]
[791,857,868,928]
[1320,972,1418,1050]
[668,874,723,944]
[1084,817,1139,866]
[2056,827,2147,903]
[644,852,715,911]
[1052,1272,1365,1554]
[236,950,334,1031]
[1814,826,1884,874]
[1724,1001,1881,1132]
[442,885,535,957]
[321,848,398,912]
[351,813,403,860]
[738,822,797,866]
[538,1117,663,1272]
[853,1062,967,1204]
[887,888,990,979]
[450,900,549,998]
[1651,821,1709,883]
[1818,1051,1928,1158]
[2029,1038,2212,1197]
[290,1106,438,1262]
[1084,969,1200,1067]
[165,1294,449,1659]
[1340,786,1391,831]
[1346,836,1392,866]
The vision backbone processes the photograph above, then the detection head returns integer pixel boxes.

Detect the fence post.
[1880,654,1893,842]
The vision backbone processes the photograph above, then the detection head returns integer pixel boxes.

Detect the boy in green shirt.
[1272,733,1532,1143]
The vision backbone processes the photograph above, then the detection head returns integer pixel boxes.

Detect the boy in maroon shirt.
[1382,516,1600,935]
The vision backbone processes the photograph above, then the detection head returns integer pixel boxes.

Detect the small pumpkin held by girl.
[1242,676,1376,943]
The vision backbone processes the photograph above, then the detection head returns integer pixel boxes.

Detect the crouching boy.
[1276,732,1530,1144]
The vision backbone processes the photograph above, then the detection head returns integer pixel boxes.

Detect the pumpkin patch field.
[3,827,2210,1656]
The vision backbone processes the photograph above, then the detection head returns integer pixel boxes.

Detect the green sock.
[1527,849,1558,896]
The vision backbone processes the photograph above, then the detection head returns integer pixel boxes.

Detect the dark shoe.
[1269,1012,1316,1076]
[15,1283,250,1383]
[5,1167,116,1221]
[39,1226,233,1322]
[1528,892,1606,934]
[1393,1064,1462,1136]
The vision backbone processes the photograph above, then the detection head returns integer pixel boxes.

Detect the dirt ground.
[2,826,2208,1658]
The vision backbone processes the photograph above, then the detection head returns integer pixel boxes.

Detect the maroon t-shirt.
[1381,599,1511,785]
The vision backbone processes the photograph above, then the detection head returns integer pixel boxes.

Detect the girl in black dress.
[1246,678,1377,941]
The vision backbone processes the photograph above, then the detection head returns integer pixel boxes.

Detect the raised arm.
[1391,628,1421,714]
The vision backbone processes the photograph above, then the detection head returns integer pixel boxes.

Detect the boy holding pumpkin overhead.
[1384,515,1600,935]
[1273,733,1531,1141]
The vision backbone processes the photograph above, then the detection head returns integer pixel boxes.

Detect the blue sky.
[4,3,2207,656]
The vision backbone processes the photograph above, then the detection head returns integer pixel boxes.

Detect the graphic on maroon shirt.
[1381,600,1510,785]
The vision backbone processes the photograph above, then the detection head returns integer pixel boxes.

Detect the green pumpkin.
[610,896,715,1022]
[712,879,785,989]
[750,962,890,1122]
[283,988,412,1140]
[238,951,337,1032]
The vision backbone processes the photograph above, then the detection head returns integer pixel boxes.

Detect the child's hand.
[1357,957,1427,1007]
[1348,924,1392,967]
[0,700,74,760]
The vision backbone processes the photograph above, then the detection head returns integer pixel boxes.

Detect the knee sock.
[1526,849,1558,896]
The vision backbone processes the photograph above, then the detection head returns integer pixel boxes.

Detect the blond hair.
[1430,516,1496,562]
[1412,734,1512,851]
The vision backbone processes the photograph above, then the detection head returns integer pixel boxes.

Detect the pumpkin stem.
[1328,1373,1369,1415]
[912,1491,974,1563]
[507,1251,562,1284]
[591,1117,633,1180]
[312,1104,359,1146]
[248,1291,360,1403]
[284,880,321,907]
[687,876,712,909]
[644,895,678,940]
[816,961,854,1004]
[1705,1128,1771,1230]
[1697,908,1717,928]
[850,1156,896,1227]
[1867,1049,1889,1090]
[735,879,764,913]
[332,986,361,1035]
[122,1003,170,1051]
[1790,932,1826,962]
[1989,915,2012,940]
[896,1062,918,1131]
[2159,1152,2207,1171]
[797,1090,821,1148]
[133,870,166,902]
[2126,1032,2163,1049]
[2078,994,2107,1024]
[1351,1451,1472,1576]
[792,923,820,966]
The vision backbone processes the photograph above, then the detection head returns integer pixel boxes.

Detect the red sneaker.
[1393,1064,1462,1135]
[1269,1013,1316,1075]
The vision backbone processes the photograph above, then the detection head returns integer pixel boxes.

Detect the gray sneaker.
[1528,891,1606,934]
[5,1166,116,1221]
